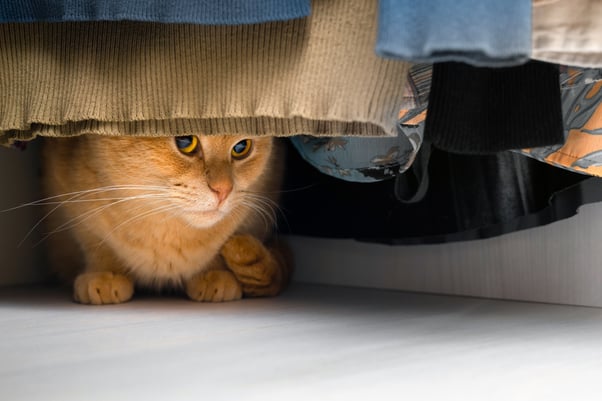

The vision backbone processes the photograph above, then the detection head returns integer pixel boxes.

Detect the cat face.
[81,134,277,229]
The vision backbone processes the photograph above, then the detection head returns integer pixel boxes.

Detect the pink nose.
[208,181,232,205]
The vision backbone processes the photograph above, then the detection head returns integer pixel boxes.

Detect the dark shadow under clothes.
[279,140,602,245]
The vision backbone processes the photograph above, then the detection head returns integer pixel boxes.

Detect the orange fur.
[42,134,288,304]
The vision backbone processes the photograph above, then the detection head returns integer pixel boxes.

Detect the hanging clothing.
[0,0,311,25]
[532,0,602,68]
[279,139,598,245]
[520,67,602,176]
[0,0,410,146]
[375,0,531,67]
[289,64,431,183]
[424,60,564,154]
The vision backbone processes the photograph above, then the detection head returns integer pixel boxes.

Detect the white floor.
[2,283,602,401]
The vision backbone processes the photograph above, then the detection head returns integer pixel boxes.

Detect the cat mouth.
[180,205,228,219]
[179,208,228,228]
[173,195,231,222]
[181,206,223,215]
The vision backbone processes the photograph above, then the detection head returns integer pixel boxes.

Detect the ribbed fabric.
[375,0,531,67]
[0,0,410,146]
[0,0,311,24]
[424,61,564,154]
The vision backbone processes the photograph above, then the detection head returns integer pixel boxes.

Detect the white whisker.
[243,193,280,218]
[238,199,275,232]
[44,194,172,237]
[239,191,289,233]
[96,204,180,249]
[2,185,171,212]
[260,183,317,195]
[20,185,173,247]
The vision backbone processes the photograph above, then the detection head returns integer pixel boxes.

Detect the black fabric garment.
[424,61,564,154]
[278,140,601,245]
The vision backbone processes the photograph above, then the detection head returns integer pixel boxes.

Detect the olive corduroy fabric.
[0,0,410,146]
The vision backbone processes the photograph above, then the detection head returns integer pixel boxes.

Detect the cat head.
[80,134,280,229]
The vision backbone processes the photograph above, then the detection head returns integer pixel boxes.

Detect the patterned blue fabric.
[290,64,431,183]
[290,110,426,183]
[375,0,531,67]
[291,112,426,182]
[517,67,602,176]
[0,0,310,24]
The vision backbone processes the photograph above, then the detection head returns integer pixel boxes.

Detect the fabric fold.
[289,64,431,183]
[520,67,602,176]
[424,61,564,154]
[376,0,531,67]
[0,0,311,25]
[0,0,410,146]
[532,0,602,68]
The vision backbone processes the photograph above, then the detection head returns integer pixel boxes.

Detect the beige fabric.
[532,0,602,67]
[532,0,558,7]
[0,0,410,146]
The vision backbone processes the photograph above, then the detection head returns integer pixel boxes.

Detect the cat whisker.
[239,200,276,232]
[240,192,277,208]
[261,183,318,194]
[242,192,283,220]
[22,195,169,206]
[27,192,173,247]
[241,191,291,233]
[2,185,172,212]
[95,203,181,249]
[18,188,105,247]
[43,195,172,238]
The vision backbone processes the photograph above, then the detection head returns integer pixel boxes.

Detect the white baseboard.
[288,201,602,307]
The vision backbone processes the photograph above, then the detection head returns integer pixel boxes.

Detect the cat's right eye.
[175,136,199,155]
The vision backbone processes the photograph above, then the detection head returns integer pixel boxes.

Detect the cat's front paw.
[185,270,243,302]
[73,272,134,305]
[221,234,286,297]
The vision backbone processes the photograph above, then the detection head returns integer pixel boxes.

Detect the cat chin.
[179,209,228,228]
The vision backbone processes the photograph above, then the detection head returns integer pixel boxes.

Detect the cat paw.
[185,270,243,302]
[73,272,134,305]
[221,234,285,297]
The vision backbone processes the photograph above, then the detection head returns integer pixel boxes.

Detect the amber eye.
[231,139,252,159]
[175,136,199,155]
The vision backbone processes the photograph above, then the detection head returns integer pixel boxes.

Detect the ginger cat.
[41,134,290,305]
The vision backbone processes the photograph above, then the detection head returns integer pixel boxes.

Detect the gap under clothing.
[279,139,598,245]
[376,0,531,67]
[0,0,310,24]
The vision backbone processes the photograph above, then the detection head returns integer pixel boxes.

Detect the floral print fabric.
[289,64,430,183]
[520,67,602,175]
[292,64,602,182]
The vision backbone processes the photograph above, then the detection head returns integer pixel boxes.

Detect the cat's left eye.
[175,136,199,155]
[231,139,253,160]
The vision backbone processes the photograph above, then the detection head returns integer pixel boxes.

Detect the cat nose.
[208,180,232,205]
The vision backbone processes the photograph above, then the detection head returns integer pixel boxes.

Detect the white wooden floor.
[2,283,602,401]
